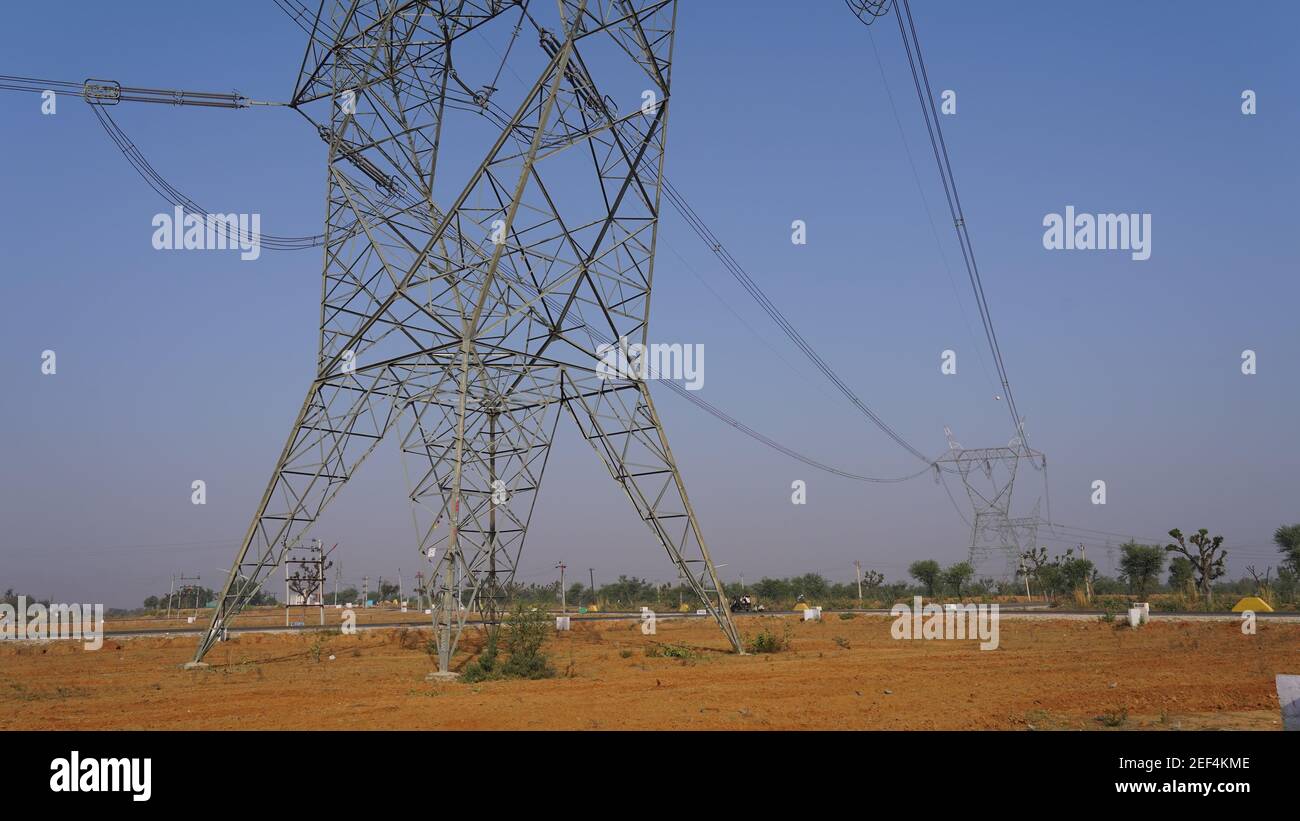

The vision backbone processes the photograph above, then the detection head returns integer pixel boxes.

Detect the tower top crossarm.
[934,442,1044,466]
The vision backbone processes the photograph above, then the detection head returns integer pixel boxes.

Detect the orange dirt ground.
[1,615,1296,730]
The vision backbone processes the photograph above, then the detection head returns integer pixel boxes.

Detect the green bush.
[644,642,700,660]
[460,630,499,683]
[746,624,790,654]
[461,605,554,683]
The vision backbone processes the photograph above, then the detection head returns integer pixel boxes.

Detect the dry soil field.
[2,615,1296,730]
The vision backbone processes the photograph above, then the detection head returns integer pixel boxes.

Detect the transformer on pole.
[284,538,331,627]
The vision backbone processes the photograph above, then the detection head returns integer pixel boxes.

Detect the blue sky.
[1,1,1296,607]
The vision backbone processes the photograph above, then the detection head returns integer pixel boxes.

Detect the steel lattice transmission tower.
[192,0,743,670]
[936,427,1045,579]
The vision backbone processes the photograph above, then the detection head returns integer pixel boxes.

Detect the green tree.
[1273,524,1300,573]
[1167,556,1194,593]
[1165,528,1226,609]
[1057,549,1095,600]
[1016,546,1049,599]
[941,562,974,597]
[1275,567,1298,606]
[794,573,828,599]
[1092,575,1124,595]
[1118,542,1165,600]
[752,577,789,602]
[908,560,941,598]
[566,582,587,607]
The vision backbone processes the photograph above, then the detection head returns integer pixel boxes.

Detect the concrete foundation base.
[181,661,210,670]
[425,671,460,682]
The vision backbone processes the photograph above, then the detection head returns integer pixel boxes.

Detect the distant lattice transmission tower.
[936,427,1046,579]
[193,0,743,670]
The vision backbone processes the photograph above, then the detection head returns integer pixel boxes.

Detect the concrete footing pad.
[425,671,460,682]
[180,661,210,670]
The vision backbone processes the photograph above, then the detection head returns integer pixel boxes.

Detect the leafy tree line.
[2,588,50,608]
[141,586,277,611]
[35,518,1297,615]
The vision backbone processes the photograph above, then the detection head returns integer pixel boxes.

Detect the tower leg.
[193,366,406,662]
[562,371,743,653]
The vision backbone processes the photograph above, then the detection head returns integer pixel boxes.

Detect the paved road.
[85,605,1299,640]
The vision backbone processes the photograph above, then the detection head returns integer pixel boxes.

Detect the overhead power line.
[887,0,1028,447]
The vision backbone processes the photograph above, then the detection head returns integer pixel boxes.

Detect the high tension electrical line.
[2,3,1031,478]
[849,0,1029,449]
[3,61,946,483]
[4,1,1074,597]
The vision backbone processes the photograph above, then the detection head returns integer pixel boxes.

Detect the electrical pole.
[166,575,176,620]
[362,576,369,608]
[854,560,863,605]
[588,567,595,605]
[178,573,201,618]
[556,562,567,614]
[1080,543,1092,600]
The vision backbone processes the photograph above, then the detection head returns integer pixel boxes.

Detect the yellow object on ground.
[1231,596,1274,612]
[678,603,691,612]
[793,602,808,611]
[587,604,598,613]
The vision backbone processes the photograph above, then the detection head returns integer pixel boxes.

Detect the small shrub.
[645,642,699,660]
[461,605,555,683]
[500,605,554,679]
[1097,707,1128,728]
[747,624,790,654]
[838,612,857,620]
[832,635,851,649]
[460,630,499,683]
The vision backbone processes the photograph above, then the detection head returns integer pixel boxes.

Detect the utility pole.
[334,557,341,606]
[854,560,863,605]
[362,576,369,608]
[1019,558,1031,599]
[1080,543,1093,600]
[178,573,202,617]
[588,567,595,605]
[166,575,176,619]
[556,562,567,613]
[398,568,404,609]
